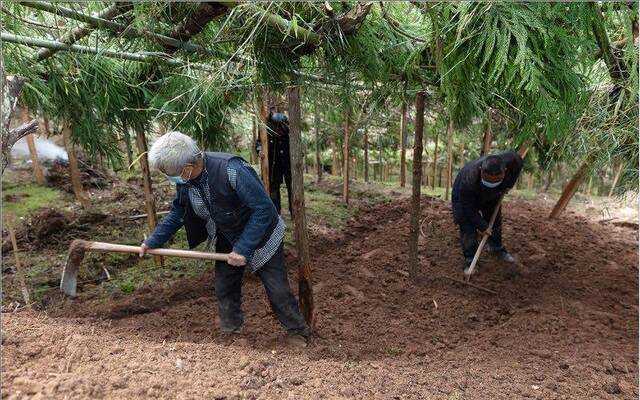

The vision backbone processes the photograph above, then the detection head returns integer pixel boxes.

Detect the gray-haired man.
[140,131,309,344]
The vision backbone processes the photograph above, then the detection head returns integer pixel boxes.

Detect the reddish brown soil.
[2,197,638,399]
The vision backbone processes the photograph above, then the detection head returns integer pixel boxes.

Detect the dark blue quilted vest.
[178,152,278,249]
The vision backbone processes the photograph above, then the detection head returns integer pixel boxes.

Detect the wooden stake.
[399,101,407,188]
[342,106,350,204]
[256,92,270,192]
[287,83,315,327]
[408,91,426,279]
[445,118,453,201]
[5,218,31,306]
[61,122,89,208]
[134,126,162,267]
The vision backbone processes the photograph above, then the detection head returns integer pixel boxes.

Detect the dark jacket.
[452,151,523,231]
[255,112,290,169]
[144,152,279,260]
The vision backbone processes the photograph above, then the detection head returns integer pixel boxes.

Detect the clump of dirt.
[46,159,112,192]
[2,209,109,254]
[2,197,638,399]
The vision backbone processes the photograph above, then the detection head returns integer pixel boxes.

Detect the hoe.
[60,239,229,296]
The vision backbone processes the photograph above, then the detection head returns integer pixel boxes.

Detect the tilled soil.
[2,197,638,399]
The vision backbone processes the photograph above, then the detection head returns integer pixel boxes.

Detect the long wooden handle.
[86,241,229,262]
[465,196,503,281]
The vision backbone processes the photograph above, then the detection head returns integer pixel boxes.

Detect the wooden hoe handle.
[86,241,230,261]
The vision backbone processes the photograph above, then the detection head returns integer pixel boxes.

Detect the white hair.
[148,131,201,175]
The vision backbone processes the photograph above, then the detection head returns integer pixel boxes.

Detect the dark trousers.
[214,236,309,337]
[270,161,293,217]
[458,204,504,262]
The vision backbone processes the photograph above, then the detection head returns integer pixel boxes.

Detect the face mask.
[165,165,193,185]
[166,175,187,185]
[482,179,502,188]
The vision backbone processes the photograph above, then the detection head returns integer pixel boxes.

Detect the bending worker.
[452,151,523,274]
[140,131,309,343]
[256,109,293,218]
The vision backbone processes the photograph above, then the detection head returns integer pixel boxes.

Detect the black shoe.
[492,248,515,263]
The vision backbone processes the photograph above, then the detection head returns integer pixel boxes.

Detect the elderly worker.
[140,131,309,342]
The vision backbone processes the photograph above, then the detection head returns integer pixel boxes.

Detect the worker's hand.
[139,243,149,258]
[479,227,492,237]
[227,252,247,267]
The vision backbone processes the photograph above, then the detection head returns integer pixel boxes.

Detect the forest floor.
[1,166,638,399]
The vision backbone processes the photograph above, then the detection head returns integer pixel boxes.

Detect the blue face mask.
[166,175,187,185]
[482,179,502,188]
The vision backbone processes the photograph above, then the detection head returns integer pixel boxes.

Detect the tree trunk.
[287,84,314,327]
[438,165,443,188]
[586,175,593,196]
[481,117,492,156]
[399,101,408,187]
[445,118,453,201]
[20,108,45,185]
[62,122,89,208]
[256,93,270,192]
[364,126,369,183]
[549,162,589,219]
[250,114,257,164]
[26,134,46,185]
[122,128,134,168]
[378,134,383,182]
[408,91,425,279]
[527,173,535,192]
[331,137,339,176]
[608,162,623,197]
[2,73,38,174]
[314,104,322,182]
[135,126,162,267]
[343,107,350,204]
[431,131,439,187]
[458,139,465,168]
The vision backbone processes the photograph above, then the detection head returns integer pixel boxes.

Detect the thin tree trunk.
[481,117,492,156]
[399,101,407,187]
[250,114,257,164]
[18,107,46,185]
[608,162,623,197]
[445,118,453,201]
[527,173,535,192]
[25,133,46,185]
[550,162,589,219]
[543,169,554,192]
[287,84,314,327]
[438,165,443,188]
[408,91,425,279]
[364,126,369,183]
[378,134,383,182]
[314,103,322,182]
[432,131,439,187]
[458,139,465,168]
[135,126,162,267]
[331,137,339,176]
[62,122,89,208]
[586,175,593,196]
[343,106,350,204]
[256,93,270,192]
[122,128,134,168]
